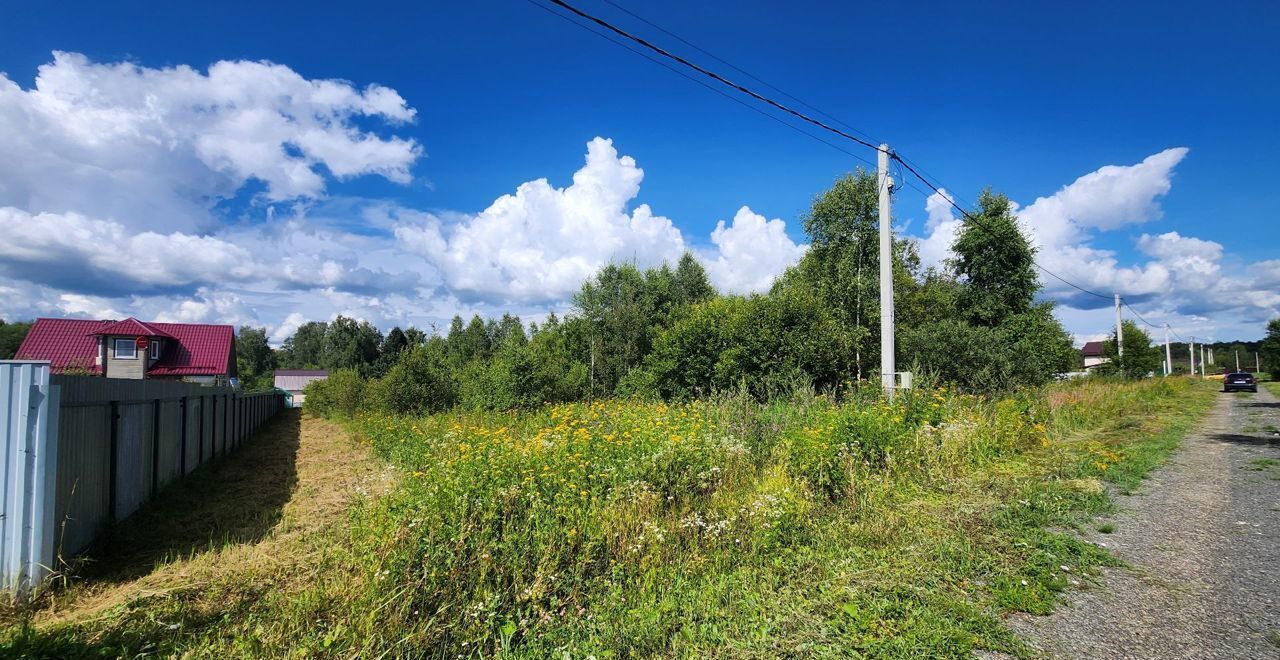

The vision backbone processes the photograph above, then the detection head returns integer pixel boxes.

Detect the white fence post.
[1,361,59,600]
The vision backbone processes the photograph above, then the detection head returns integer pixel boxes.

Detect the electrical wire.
[544,0,885,154]
[532,0,1189,340]
[520,0,880,170]
[596,0,884,147]
[1121,299,1162,329]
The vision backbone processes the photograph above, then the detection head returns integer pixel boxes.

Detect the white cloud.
[395,137,689,304]
[153,289,259,327]
[0,51,420,233]
[0,207,255,293]
[916,189,962,270]
[701,206,807,294]
[907,147,1278,340]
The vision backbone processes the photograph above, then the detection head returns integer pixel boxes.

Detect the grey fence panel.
[53,403,110,558]
[184,397,200,476]
[4,368,284,597]
[114,402,152,522]
[155,400,184,489]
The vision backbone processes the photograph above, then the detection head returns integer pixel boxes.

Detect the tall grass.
[1,377,1212,658]
[284,377,1206,656]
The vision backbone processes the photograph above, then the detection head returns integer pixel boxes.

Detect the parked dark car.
[1222,372,1258,393]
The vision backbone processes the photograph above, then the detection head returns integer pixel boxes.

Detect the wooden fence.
[1,363,284,597]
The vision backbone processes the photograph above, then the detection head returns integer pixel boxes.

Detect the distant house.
[274,369,328,407]
[15,317,236,384]
[1081,341,1109,370]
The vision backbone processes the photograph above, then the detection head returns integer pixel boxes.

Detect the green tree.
[322,316,383,375]
[235,326,277,390]
[280,321,328,369]
[1260,318,1280,379]
[372,327,410,378]
[672,252,716,306]
[1100,320,1161,378]
[573,263,654,395]
[950,189,1038,327]
[0,320,32,360]
[364,341,458,415]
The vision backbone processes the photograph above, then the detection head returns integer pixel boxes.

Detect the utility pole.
[1236,351,1240,372]
[1256,352,1261,373]
[1190,336,1196,376]
[1164,324,1172,376]
[1114,294,1124,359]
[878,144,895,399]
[1200,345,1206,376]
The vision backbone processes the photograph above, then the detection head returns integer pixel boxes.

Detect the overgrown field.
[2,378,1215,658]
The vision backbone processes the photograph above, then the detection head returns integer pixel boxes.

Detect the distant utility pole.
[1114,294,1124,358]
[878,144,896,399]
[1190,336,1196,376]
[1236,351,1240,372]
[1200,345,1207,376]
[1256,352,1262,373]
[1164,324,1173,376]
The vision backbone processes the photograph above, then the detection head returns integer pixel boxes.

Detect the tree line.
[302,172,1084,416]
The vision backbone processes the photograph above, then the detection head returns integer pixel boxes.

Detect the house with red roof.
[15,317,237,384]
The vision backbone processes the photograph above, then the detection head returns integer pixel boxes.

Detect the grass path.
[1,410,389,654]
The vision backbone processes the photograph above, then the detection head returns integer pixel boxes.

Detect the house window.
[150,340,161,361]
[114,338,137,359]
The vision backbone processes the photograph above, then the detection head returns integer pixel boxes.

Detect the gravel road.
[1008,384,1280,659]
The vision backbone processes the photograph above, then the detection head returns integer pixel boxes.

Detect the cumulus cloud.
[0,207,255,294]
[915,189,962,270]
[395,138,688,303]
[701,207,807,294]
[0,51,420,233]
[906,148,1278,338]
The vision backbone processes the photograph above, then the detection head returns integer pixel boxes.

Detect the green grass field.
[1,377,1216,658]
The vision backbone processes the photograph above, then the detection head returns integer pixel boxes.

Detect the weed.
[0,378,1216,658]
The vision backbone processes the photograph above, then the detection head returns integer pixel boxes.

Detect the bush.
[363,345,457,415]
[303,369,365,418]
[637,289,854,400]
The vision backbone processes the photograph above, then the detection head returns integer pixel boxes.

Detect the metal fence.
[0,361,284,598]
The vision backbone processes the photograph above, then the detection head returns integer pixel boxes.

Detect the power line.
[521,0,879,170]
[545,0,885,154]
[1121,299,1161,329]
[596,0,884,147]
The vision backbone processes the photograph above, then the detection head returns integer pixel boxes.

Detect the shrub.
[303,368,365,418]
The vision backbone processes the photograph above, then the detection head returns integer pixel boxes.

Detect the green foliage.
[1261,318,1280,378]
[322,316,383,375]
[1099,320,1162,378]
[0,319,32,360]
[950,189,1038,327]
[280,321,327,369]
[634,289,853,400]
[235,326,277,391]
[363,343,457,415]
[302,369,365,418]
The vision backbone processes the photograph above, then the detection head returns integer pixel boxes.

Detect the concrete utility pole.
[878,144,895,399]
[1236,351,1240,372]
[1200,345,1207,376]
[1114,294,1124,358]
[1256,352,1261,373]
[1164,324,1173,376]
[1190,336,1196,376]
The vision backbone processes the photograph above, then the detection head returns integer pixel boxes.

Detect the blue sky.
[1,0,1277,342]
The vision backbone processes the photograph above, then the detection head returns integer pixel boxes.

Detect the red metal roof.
[15,317,233,377]
[91,317,174,339]
[146,322,233,376]
[14,318,107,373]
